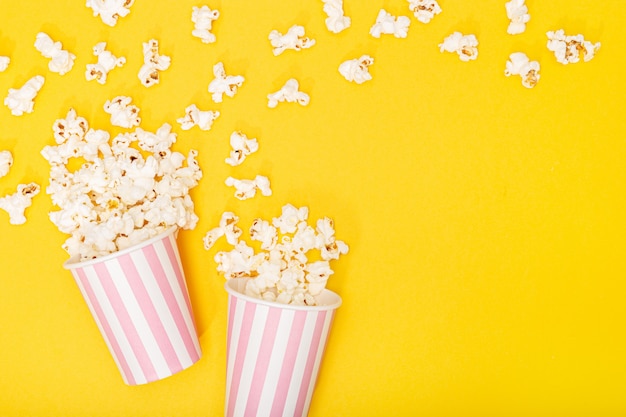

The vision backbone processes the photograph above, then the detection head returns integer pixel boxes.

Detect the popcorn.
[547,30,601,64]
[269,25,316,56]
[86,0,134,27]
[0,183,40,225]
[505,0,530,35]
[203,204,349,305]
[322,0,351,33]
[85,42,126,84]
[176,104,220,131]
[439,32,479,61]
[4,75,45,116]
[34,32,75,75]
[0,150,13,178]
[225,131,258,166]
[0,56,9,72]
[192,5,220,44]
[267,78,310,108]
[208,62,245,103]
[138,39,171,87]
[369,9,411,39]
[407,0,442,24]
[104,96,141,128]
[339,55,374,84]
[225,175,272,200]
[504,52,540,88]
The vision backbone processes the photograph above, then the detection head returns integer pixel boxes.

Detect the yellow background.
[1,0,625,415]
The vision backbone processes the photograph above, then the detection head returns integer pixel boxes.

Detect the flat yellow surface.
[1,0,625,415]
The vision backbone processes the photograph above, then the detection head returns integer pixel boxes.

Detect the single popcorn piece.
[208,62,245,103]
[439,32,479,61]
[104,96,141,128]
[34,32,75,75]
[407,0,442,24]
[225,131,259,166]
[547,30,601,64]
[505,0,530,35]
[269,25,316,56]
[176,104,220,131]
[203,211,242,250]
[86,0,135,27]
[339,55,374,84]
[369,9,411,39]
[192,5,220,44]
[225,175,272,200]
[267,78,310,108]
[85,42,126,84]
[0,183,40,225]
[0,56,9,72]
[4,75,45,116]
[0,150,13,178]
[322,0,351,33]
[504,52,540,88]
[138,39,171,87]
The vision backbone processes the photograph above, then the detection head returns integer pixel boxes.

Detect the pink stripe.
[119,252,183,375]
[75,269,136,385]
[163,236,199,333]
[227,296,238,358]
[144,241,201,363]
[294,311,328,417]
[270,310,308,417]
[94,262,158,382]
[244,307,283,416]
[226,301,257,417]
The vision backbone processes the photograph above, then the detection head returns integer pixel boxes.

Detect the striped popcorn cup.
[224,278,342,417]
[63,227,202,385]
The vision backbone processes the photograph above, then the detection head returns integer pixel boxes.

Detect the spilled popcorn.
[439,32,479,61]
[4,75,45,116]
[0,56,9,72]
[203,204,349,305]
[339,55,374,84]
[322,0,351,34]
[0,183,40,225]
[192,5,220,44]
[267,78,310,108]
[34,32,75,75]
[225,131,259,167]
[138,39,171,87]
[504,52,540,88]
[225,175,272,200]
[208,62,245,103]
[104,96,141,128]
[269,25,316,56]
[547,30,600,64]
[177,104,220,131]
[85,42,126,84]
[407,0,442,24]
[370,9,411,39]
[0,150,13,178]
[505,0,530,35]
[86,0,134,27]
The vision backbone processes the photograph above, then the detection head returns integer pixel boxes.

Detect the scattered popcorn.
[547,30,601,64]
[85,42,126,84]
[269,25,316,56]
[505,0,530,35]
[0,183,40,225]
[104,96,141,128]
[203,204,349,305]
[34,32,75,75]
[339,55,374,84]
[86,0,134,27]
[369,9,411,39]
[322,0,351,33]
[225,175,272,200]
[138,39,171,87]
[42,109,202,260]
[208,62,245,103]
[267,78,310,108]
[192,5,220,44]
[0,150,12,178]
[225,131,259,166]
[176,104,220,131]
[407,0,442,24]
[0,56,9,72]
[4,75,45,116]
[504,52,540,88]
[439,32,479,61]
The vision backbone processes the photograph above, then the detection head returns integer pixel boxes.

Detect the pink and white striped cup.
[64,227,202,385]
[224,278,341,417]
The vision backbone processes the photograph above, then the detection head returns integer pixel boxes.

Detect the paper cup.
[64,227,202,385]
[224,278,341,417]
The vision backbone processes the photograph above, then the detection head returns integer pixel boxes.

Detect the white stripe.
[282,311,318,417]
[84,265,146,384]
[256,309,295,417]
[301,312,334,417]
[232,304,269,417]
[225,296,246,413]
[106,257,170,379]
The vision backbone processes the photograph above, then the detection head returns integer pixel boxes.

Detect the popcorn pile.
[203,204,349,306]
[547,30,601,65]
[41,109,202,259]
